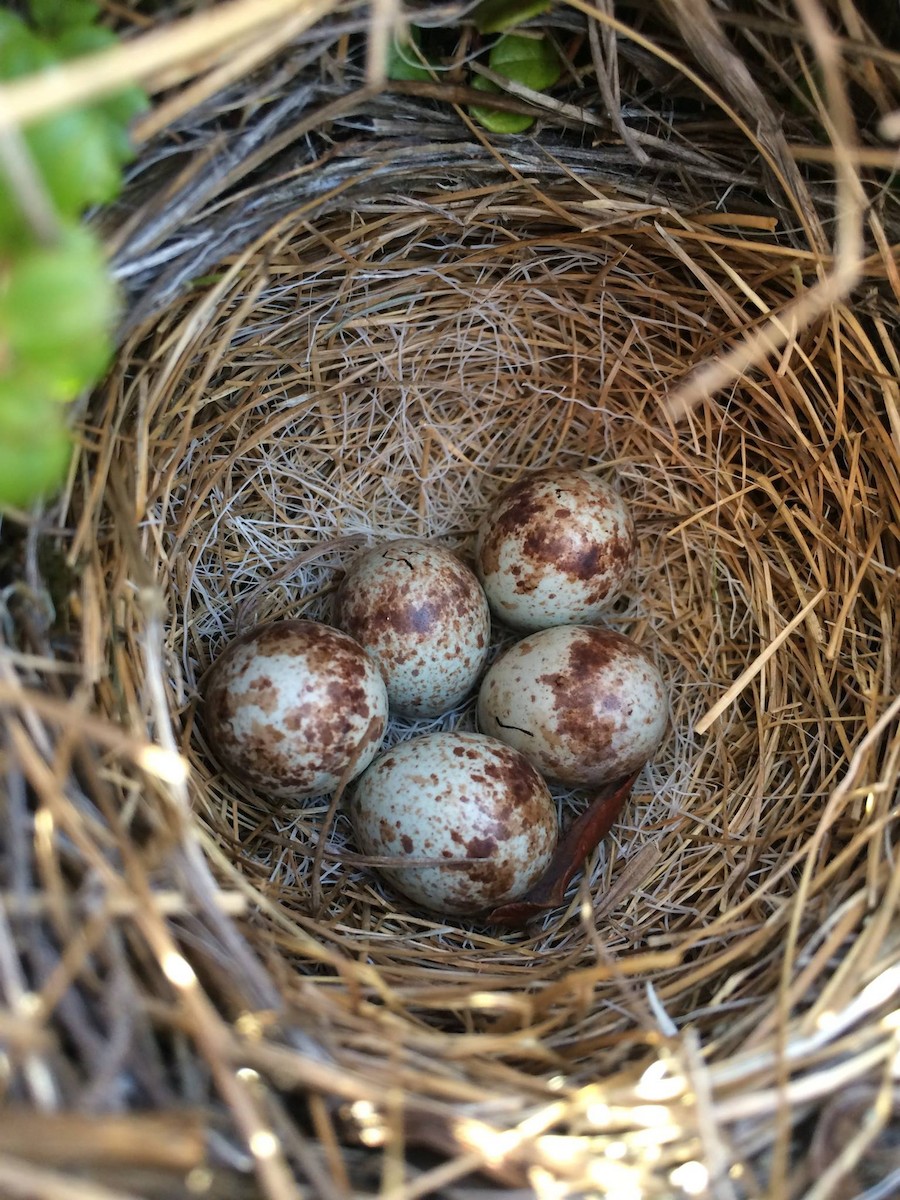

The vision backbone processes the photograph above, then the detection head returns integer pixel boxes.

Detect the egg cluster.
[201,469,667,919]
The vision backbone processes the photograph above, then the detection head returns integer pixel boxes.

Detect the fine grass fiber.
[1,2,899,1199]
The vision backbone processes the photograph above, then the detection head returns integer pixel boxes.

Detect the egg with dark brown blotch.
[475,469,636,631]
[334,539,491,718]
[477,625,667,787]
[202,619,388,798]
[349,732,557,916]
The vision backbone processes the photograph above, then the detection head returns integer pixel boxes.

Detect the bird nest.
[2,2,900,1198]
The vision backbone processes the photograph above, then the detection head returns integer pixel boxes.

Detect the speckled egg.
[475,470,636,631]
[334,539,491,718]
[477,625,667,787]
[203,619,388,798]
[349,732,557,916]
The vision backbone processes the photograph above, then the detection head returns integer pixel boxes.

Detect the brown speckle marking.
[244,675,279,714]
[466,836,496,859]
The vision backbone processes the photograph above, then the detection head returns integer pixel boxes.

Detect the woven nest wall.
[3,2,900,1198]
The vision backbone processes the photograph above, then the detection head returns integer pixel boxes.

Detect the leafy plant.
[473,0,552,35]
[1,225,118,399]
[29,0,104,37]
[469,75,536,134]
[489,32,561,91]
[469,32,562,133]
[0,4,146,509]
[387,27,432,82]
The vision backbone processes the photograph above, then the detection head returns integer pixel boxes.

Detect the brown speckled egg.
[334,539,491,718]
[475,470,635,631]
[203,619,388,798]
[477,625,667,787]
[349,732,557,916]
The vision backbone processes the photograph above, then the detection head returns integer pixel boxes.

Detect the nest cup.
[4,2,900,1197]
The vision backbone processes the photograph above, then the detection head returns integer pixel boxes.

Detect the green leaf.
[94,82,149,131]
[387,27,431,81]
[469,75,534,133]
[26,107,124,216]
[473,0,551,35]
[0,12,27,49]
[0,13,25,38]
[489,32,561,91]
[41,23,148,162]
[28,0,101,37]
[0,425,72,507]
[0,18,143,234]
[0,370,62,426]
[469,31,561,133]
[0,386,72,508]
[37,24,148,129]
[0,106,135,237]
[0,224,118,396]
[0,18,56,79]
[53,22,115,58]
